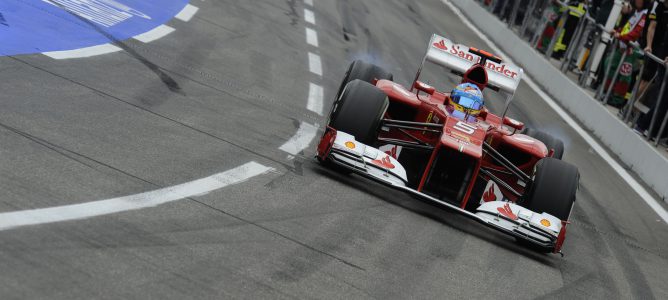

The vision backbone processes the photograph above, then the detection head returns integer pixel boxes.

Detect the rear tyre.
[519,158,579,252]
[522,128,564,159]
[329,79,389,145]
[335,60,393,100]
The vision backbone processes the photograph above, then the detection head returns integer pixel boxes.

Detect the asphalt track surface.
[1,0,667,299]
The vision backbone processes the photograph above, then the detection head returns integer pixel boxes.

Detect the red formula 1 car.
[317,34,580,254]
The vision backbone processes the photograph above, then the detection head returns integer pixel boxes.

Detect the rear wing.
[416,34,523,94]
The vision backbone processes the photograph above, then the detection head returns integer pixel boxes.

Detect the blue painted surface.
[0,0,189,56]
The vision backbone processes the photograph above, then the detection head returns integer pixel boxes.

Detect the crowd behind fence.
[477,0,668,150]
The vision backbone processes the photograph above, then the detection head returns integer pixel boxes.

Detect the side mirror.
[414,81,436,95]
[503,116,524,131]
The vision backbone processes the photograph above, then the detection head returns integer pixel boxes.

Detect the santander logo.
[433,40,448,50]
[431,38,518,79]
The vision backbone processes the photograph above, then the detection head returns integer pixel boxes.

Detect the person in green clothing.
[603,0,649,107]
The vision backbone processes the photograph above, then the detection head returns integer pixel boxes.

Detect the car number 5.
[454,121,476,135]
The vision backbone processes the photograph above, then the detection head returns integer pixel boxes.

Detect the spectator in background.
[638,1,668,100]
[634,29,668,146]
[552,1,587,60]
[603,0,649,107]
[591,0,615,24]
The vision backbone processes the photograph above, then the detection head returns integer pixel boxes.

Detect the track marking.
[133,25,175,43]
[0,162,273,231]
[304,8,315,25]
[43,43,122,59]
[307,83,324,115]
[279,0,322,157]
[175,4,199,22]
[308,52,322,76]
[279,122,319,155]
[305,27,319,47]
[442,0,668,223]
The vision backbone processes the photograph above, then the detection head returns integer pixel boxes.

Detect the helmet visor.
[453,95,483,110]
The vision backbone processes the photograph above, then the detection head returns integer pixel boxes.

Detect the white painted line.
[307,82,324,115]
[133,25,175,43]
[306,27,319,47]
[308,52,323,76]
[304,8,315,24]
[442,0,668,223]
[279,122,319,155]
[0,162,273,231]
[175,4,199,22]
[304,0,314,6]
[43,44,122,59]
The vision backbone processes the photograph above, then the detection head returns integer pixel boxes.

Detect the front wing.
[317,128,568,254]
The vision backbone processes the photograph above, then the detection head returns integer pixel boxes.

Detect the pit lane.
[0,0,666,298]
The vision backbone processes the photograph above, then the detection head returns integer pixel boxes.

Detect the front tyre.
[524,157,579,221]
[335,60,393,100]
[518,158,579,252]
[329,79,388,145]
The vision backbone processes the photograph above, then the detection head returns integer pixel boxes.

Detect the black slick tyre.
[518,158,579,252]
[522,128,565,159]
[524,158,579,221]
[329,79,388,145]
[335,60,393,99]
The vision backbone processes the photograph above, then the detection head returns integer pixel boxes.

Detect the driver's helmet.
[450,83,484,119]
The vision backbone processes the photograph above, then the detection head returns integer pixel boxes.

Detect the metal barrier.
[478,0,668,148]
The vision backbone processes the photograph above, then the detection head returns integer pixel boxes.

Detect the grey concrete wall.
[450,0,668,200]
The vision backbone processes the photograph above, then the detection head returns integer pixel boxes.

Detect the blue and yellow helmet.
[451,83,484,118]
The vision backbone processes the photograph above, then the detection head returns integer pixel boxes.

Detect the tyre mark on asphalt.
[285,0,299,26]
[9,56,308,172]
[537,207,619,298]
[573,186,657,299]
[43,0,184,93]
[193,192,366,272]
[0,122,109,172]
[3,56,362,272]
[109,39,322,125]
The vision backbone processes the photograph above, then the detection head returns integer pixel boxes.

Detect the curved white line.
[175,4,199,22]
[133,24,175,43]
[0,162,273,231]
[279,122,319,155]
[43,43,122,59]
[41,4,198,59]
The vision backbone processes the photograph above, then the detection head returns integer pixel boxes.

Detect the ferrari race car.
[316,34,580,254]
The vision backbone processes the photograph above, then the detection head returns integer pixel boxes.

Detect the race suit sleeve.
[619,15,646,42]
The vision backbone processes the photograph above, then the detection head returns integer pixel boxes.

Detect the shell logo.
[540,219,551,227]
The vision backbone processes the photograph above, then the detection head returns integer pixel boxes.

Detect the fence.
[479,0,668,148]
